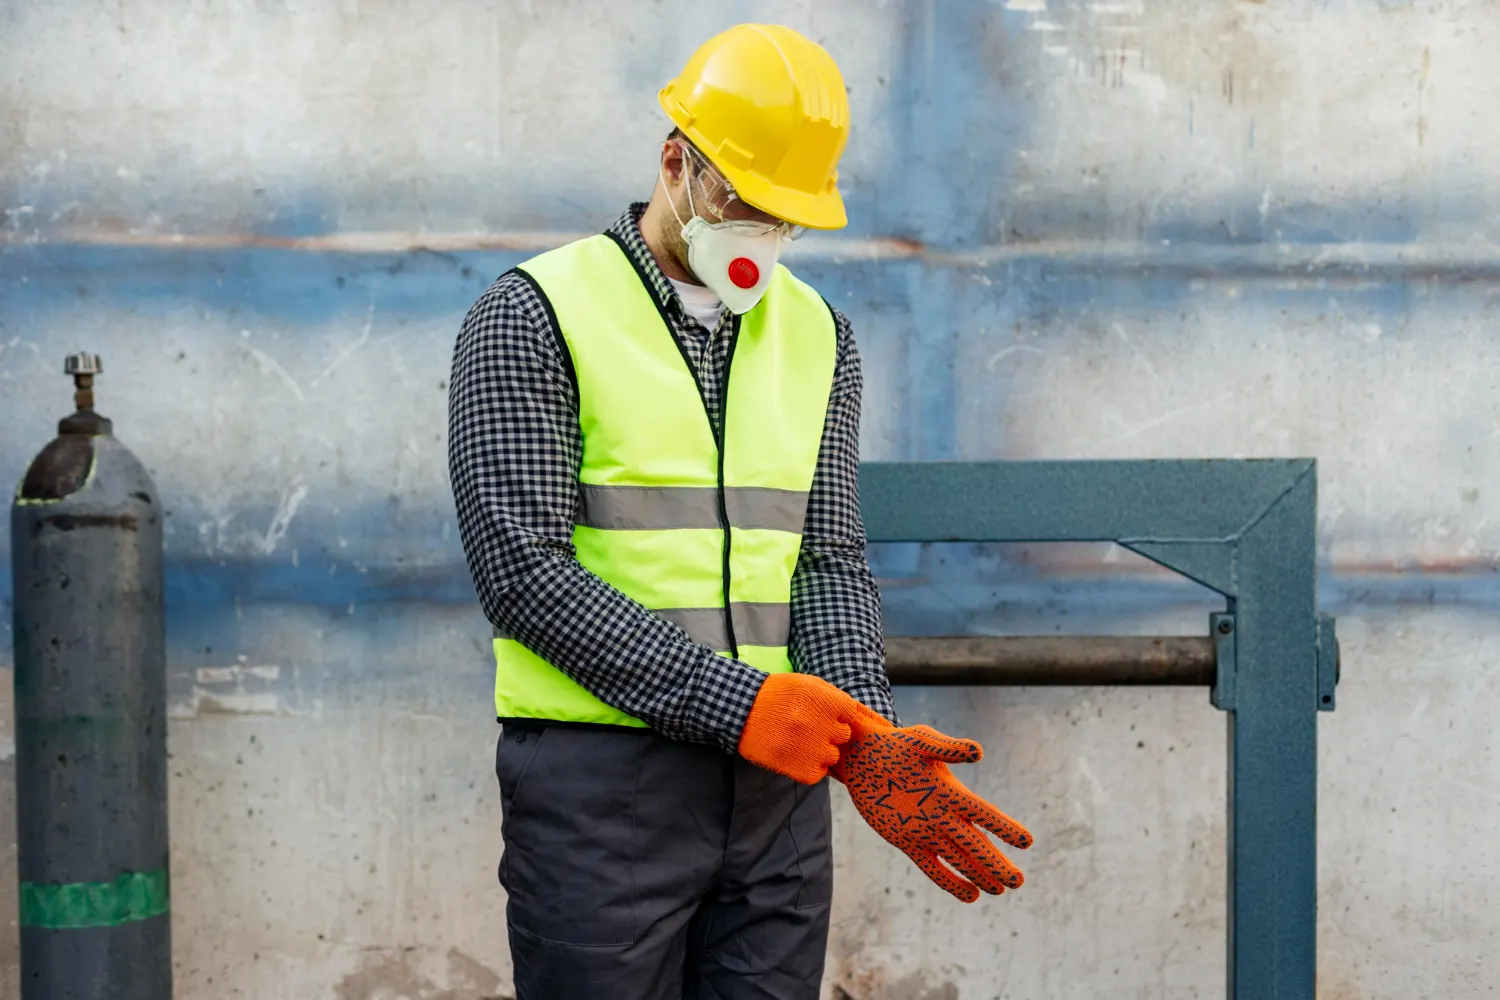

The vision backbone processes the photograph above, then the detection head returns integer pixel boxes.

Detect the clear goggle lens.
[678,141,805,242]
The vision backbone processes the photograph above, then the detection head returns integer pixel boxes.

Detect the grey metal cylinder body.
[12,423,171,999]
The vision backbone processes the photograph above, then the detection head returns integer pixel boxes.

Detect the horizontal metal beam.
[884,635,1216,686]
[861,460,1313,546]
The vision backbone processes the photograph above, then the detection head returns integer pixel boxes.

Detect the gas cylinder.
[11,354,170,999]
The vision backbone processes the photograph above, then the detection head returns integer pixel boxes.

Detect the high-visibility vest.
[491,232,838,726]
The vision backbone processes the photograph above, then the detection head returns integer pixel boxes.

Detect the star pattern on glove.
[840,724,1033,903]
[874,778,937,826]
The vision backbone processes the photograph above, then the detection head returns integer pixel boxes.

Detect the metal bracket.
[1214,611,1336,714]
[1317,613,1339,712]
[1211,612,1236,712]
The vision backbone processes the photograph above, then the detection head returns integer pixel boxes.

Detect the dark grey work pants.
[495,723,833,1000]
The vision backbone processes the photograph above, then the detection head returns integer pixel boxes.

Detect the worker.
[447,23,1033,1000]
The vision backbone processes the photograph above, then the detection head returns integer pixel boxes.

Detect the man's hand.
[737,672,892,785]
[838,722,1034,903]
[737,672,1034,903]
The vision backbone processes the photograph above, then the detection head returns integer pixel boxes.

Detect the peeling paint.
[195,664,282,684]
[170,690,286,719]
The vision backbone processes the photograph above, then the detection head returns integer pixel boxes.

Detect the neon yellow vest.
[492,233,838,725]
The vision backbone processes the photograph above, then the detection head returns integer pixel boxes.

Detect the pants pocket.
[790,779,834,910]
[500,727,641,946]
[496,727,546,891]
[497,727,546,806]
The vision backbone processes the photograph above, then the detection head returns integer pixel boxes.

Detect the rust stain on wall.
[835,974,960,1000]
[335,947,510,1000]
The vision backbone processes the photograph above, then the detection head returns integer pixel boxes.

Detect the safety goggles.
[675,140,807,242]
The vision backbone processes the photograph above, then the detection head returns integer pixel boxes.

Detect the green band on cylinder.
[20,869,169,929]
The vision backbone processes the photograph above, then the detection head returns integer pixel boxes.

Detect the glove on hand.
[736,672,891,785]
[838,720,1033,903]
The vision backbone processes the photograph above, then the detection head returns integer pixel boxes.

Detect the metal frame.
[861,460,1335,1000]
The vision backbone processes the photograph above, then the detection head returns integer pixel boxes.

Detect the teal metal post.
[860,460,1332,1000]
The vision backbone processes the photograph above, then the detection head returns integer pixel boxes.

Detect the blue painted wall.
[3,1,1498,997]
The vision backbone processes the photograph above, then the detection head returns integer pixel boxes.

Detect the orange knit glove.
[737,672,892,785]
[838,720,1034,903]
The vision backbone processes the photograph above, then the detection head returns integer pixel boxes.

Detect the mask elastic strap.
[660,141,705,231]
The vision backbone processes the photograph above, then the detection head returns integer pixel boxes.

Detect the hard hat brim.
[719,158,849,231]
[660,93,849,231]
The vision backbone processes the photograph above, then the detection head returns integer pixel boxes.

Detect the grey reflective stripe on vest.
[493,601,791,652]
[727,602,793,649]
[725,489,810,533]
[656,604,792,652]
[577,484,809,533]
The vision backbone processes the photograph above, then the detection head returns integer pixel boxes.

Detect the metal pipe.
[884,635,1217,686]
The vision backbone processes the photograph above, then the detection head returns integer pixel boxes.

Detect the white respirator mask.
[660,144,801,315]
[678,216,782,315]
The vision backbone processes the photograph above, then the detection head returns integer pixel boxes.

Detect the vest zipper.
[602,231,744,659]
[717,315,742,660]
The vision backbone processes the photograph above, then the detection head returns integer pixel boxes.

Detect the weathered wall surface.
[3,1,1497,997]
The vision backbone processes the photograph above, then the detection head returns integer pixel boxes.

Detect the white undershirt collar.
[668,277,726,333]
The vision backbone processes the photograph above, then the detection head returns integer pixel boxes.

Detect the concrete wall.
[2,1,1496,997]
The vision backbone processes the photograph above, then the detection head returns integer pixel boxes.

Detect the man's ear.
[660,140,689,187]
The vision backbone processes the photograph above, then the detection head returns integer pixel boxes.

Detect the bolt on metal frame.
[861,460,1337,1000]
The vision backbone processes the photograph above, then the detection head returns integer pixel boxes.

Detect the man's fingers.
[938,838,1012,896]
[947,823,1025,890]
[844,700,895,741]
[786,759,831,785]
[956,789,1034,850]
[900,725,984,764]
[908,850,981,903]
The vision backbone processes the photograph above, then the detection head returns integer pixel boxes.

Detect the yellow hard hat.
[659,24,850,231]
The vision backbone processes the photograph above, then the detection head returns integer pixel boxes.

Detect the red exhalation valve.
[727,257,760,289]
